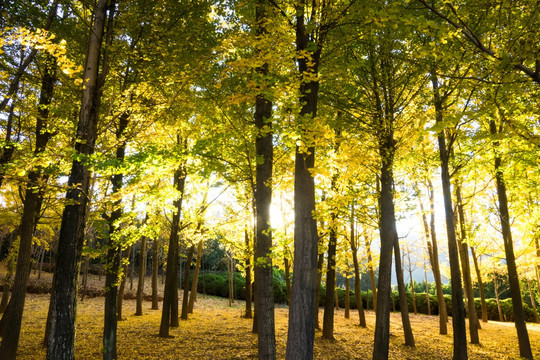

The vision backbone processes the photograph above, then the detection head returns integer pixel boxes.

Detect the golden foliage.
[13,293,540,359]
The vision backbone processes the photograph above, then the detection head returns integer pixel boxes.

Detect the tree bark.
[489,118,532,359]
[0,55,57,359]
[103,106,130,360]
[253,1,276,358]
[394,238,415,347]
[322,212,338,339]
[244,230,252,318]
[427,180,448,334]
[494,276,504,322]
[187,240,203,314]
[135,236,147,316]
[365,234,377,312]
[181,245,194,320]
[455,184,480,343]
[152,239,159,310]
[350,210,366,327]
[285,4,321,358]
[159,165,185,337]
[345,272,350,319]
[47,2,113,358]
[470,246,487,322]
[526,278,539,323]
[314,251,324,330]
[431,71,467,359]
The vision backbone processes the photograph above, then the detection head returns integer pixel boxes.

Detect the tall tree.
[252,1,276,358]
[489,115,533,359]
[431,70,467,359]
[0,55,57,359]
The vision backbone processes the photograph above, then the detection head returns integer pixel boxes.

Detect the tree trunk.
[455,184,480,343]
[116,245,131,322]
[159,165,185,337]
[285,5,321,358]
[284,256,291,306]
[152,239,159,310]
[181,245,194,319]
[365,234,377,312]
[314,251,324,330]
[0,243,15,314]
[187,240,203,314]
[345,271,350,319]
[489,118,532,359]
[129,244,135,290]
[351,229,366,327]
[407,251,417,315]
[470,246,487,322]
[244,230,252,318]
[494,276,504,322]
[526,278,539,323]
[253,2,276,358]
[0,55,57,359]
[373,141,396,360]
[322,212,338,340]
[228,251,234,306]
[135,236,147,316]
[47,2,113,358]
[431,71,467,360]
[424,266,431,315]
[394,238,415,347]
[427,180,448,334]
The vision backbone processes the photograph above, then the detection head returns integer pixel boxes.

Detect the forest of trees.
[0,0,539,359]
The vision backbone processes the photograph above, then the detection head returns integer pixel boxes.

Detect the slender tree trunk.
[152,239,159,310]
[135,236,147,316]
[285,5,321,358]
[1,55,57,359]
[394,238,415,347]
[322,212,338,339]
[345,271,350,319]
[407,250,417,315]
[116,245,131,322]
[181,245,194,319]
[129,245,135,290]
[0,243,15,314]
[314,251,324,330]
[427,180,448,334]
[244,230,252,318]
[526,278,539,323]
[489,118,532,359]
[334,282,340,311]
[365,234,377,312]
[188,240,203,314]
[470,246,487,322]
[228,252,234,306]
[350,225,366,327]
[284,256,291,306]
[455,184,480,343]
[373,143,396,360]
[159,165,185,337]
[494,276,504,322]
[103,106,130,360]
[431,71,467,359]
[424,266,431,315]
[47,2,113,358]
[253,2,276,358]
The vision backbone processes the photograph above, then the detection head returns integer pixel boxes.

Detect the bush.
[194,271,288,304]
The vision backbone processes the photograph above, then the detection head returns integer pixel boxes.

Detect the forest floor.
[3,267,540,359]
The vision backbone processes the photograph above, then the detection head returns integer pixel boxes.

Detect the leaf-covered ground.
[14,292,540,359]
